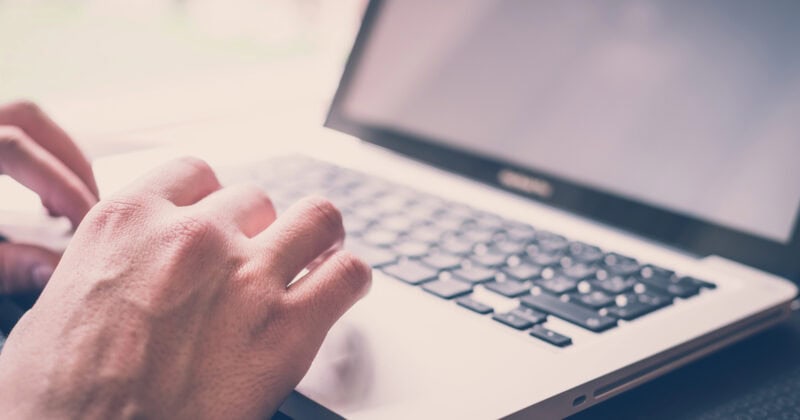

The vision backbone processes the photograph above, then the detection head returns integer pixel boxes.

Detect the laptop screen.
[338,0,800,245]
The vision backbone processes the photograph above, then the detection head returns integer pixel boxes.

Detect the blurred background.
[0,0,365,157]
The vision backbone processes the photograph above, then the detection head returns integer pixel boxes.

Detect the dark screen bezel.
[325,0,800,281]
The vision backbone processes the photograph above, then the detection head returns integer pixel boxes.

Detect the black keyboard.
[246,156,716,348]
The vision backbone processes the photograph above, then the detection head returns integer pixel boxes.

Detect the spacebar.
[520,293,617,332]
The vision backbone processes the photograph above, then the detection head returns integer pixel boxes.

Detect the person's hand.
[0,100,99,295]
[0,157,372,419]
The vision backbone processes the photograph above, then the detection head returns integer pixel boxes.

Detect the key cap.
[503,263,543,281]
[511,306,547,324]
[569,290,615,309]
[434,217,467,231]
[393,241,431,258]
[474,213,505,229]
[470,252,508,268]
[456,297,494,314]
[527,252,563,267]
[421,253,462,270]
[604,291,672,320]
[535,231,569,253]
[492,312,534,330]
[604,253,641,276]
[343,216,372,235]
[505,224,536,242]
[452,266,497,284]
[407,224,447,243]
[379,215,417,232]
[485,280,532,298]
[529,324,572,347]
[422,279,473,299]
[568,242,604,264]
[346,240,397,267]
[592,275,638,294]
[560,263,598,280]
[382,260,439,285]
[492,240,527,255]
[521,293,617,332]
[361,229,400,247]
[440,238,474,255]
[639,273,700,298]
[536,275,578,294]
[462,228,496,243]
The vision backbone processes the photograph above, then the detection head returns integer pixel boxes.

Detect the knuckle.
[169,214,218,245]
[301,196,344,238]
[87,197,146,226]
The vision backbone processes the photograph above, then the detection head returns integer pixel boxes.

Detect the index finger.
[0,100,99,198]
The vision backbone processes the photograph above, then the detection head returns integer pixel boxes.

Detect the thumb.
[0,242,60,295]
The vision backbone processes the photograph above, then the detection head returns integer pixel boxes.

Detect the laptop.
[260,1,800,418]
[1,0,798,418]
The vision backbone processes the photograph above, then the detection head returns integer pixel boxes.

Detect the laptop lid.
[326,0,800,281]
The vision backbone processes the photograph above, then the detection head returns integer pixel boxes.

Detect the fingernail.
[31,265,55,288]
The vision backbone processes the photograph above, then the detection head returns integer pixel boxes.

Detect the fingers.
[285,250,372,333]
[256,196,345,283]
[123,157,222,206]
[0,243,60,295]
[0,126,98,227]
[0,100,99,197]
[194,183,277,237]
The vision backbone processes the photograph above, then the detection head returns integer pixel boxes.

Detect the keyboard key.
[456,297,494,314]
[343,216,372,235]
[641,264,674,278]
[639,273,700,298]
[604,300,654,320]
[561,263,598,280]
[511,306,547,324]
[452,266,497,284]
[433,217,467,231]
[346,240,397,267]
[527,251,563,267]
[421,253,462,270]
[422,279,473,299]
[407,225,447,243]
[536,275,578,294]
[462,228,496,243]
[568,242,604,264]
[521,293,617,332]
[493,312,534,330]
[382,260,439,285]
[393,241,431,258]
[505,224,536,242]
[592,275,638,294]
[485,280,532,298]
[535,231,569,253]
[470,252,508,268]
[379,215,418,232]
[361,229,400,247]
[440,238,474,255]
[492,240,527,255]
[529,324,572,347]
[503,262,543,281]
[604,253,641,276]
[569,290,615,309]
[604,291,671,320]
